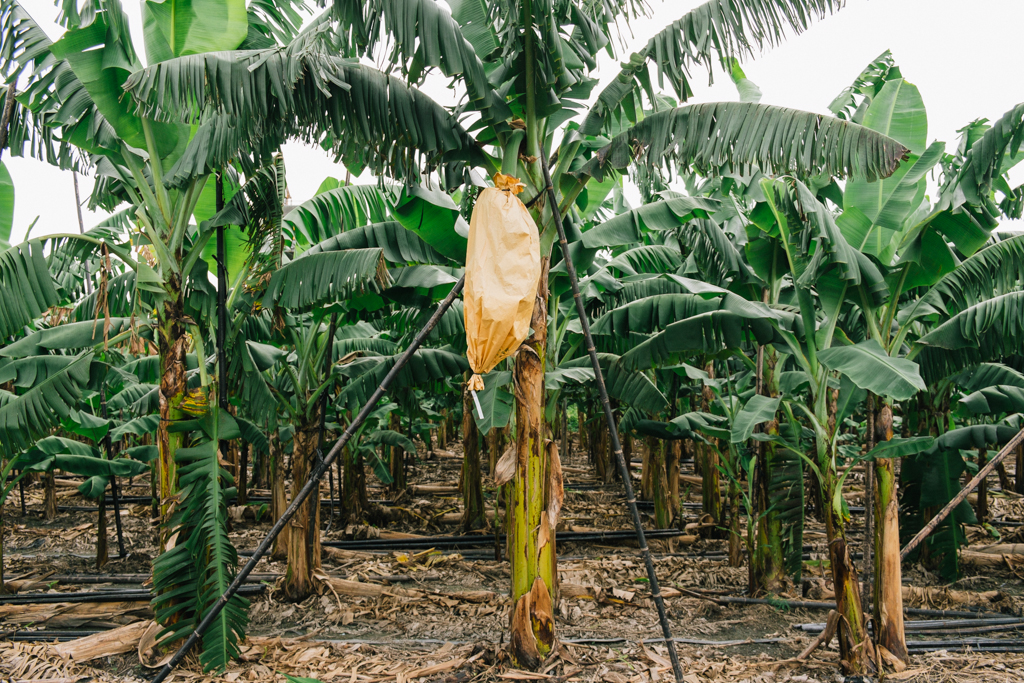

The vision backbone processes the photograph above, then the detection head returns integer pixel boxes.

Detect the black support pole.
[149,277,466,683]
[17,473,26,515]
[538,157,685,683]
[101,389,125,559]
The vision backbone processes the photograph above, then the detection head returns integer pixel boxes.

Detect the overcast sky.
[7,0,1023,243]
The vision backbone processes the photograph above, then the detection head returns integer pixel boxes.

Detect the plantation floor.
[5,436,1024,682]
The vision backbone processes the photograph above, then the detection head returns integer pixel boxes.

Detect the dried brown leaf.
[495,444,517,486]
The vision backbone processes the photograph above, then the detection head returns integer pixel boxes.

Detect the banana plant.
[835,68,1024,660]
[121,0,914,668]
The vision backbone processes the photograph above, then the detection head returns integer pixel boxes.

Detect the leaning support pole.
[902,427,1024,561]
[539,159,685,683]
[149,277,466,683]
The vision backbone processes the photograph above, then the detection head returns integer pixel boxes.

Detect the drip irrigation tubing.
[0,583,266,605]
[5,631,105,643]
[696,595,1000,618]
[29,573,282,585]
[910,623,1024,636]
[53,485,627,513]
[320,528,688,551]
[7,628,1024,653]
[905,638,1024,652]
[795,617,1024,633]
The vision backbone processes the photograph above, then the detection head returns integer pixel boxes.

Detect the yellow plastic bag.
[464,173,542,406]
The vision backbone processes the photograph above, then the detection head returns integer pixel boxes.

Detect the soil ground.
[4,431,1024,682]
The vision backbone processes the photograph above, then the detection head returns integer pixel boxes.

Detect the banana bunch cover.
[464,173,542,394]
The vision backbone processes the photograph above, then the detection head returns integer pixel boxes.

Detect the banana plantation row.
[0,0,1022,679]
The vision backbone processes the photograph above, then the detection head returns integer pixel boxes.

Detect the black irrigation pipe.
[148,276,466,683]
[540,156,682,683]
[795,617,1024,633]
[909,645,1024,653]
[6,632,106,643]
[9,552,130,563]
[698,595,1001,619]
[31,573,283,586]
[5,629,103,639]
[640,550,865,562]
[320,528,688,551]
[9,633,790,648]
[911,623,1024,637]
[11,628,1024,653]
[0,584,266,606]
[905,637,1024,651]
[568,636,788,647]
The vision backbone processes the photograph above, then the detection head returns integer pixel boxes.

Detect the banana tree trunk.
[872,403,907,663]
[342,441,367,524]
[640,439,654,501]
[728,479,742,567]
[824,468,876,673]
[594,415,612,484]
[667,440,681,527]
[157,289,187,551]
[752,421,785,595]
[509,260,556,669]
[616,416,627,482]
[150,459,159,545]
[1016,443,1024,494]
[43,471,56,521]
[0,514,4,594]
[462,384,486,531]
[976,447,988,520]
[96,494,108,569]
[560,407,569,459]
[389,413,406,491]
[284,414,321,601]
[237,442,249,506]
[487,426,501,477]
[699,365,722,538]
[646,437,670,528]
[271,438,289,560]
[752,345,784,594]
[578,406,588,454]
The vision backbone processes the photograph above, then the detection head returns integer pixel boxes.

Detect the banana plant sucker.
[258,317,333,600]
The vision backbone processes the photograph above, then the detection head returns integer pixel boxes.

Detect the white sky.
[6,0,1024,243]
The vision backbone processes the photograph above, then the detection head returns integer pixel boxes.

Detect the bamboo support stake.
[901,427,1024,561]
[149,277,466,683]
[538,157,685,683]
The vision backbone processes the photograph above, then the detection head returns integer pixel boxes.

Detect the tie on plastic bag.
[464,173,542,415]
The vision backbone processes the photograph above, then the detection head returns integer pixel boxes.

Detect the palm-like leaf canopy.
[583,102,910,183]
[582,0,846,135]
[124,45,488,183]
